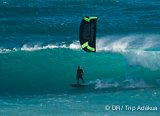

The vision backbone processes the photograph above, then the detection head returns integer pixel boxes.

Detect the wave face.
[0,0,160,94]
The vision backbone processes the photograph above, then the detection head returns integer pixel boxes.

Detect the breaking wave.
[0,41,81,53]
[97,34,160,70]
[1,34,160,70]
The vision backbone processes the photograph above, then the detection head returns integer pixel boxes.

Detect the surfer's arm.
[82,70,84,75]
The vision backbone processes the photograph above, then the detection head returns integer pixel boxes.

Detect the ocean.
[0,0,160,115]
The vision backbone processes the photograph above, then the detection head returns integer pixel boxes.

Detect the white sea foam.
[123,79,150,89]
[96,34,160,70]
[69,41,80,50]
[0,48,11,53]
[90,79,119,89]
[19,41,80,51]
[96,34,160,52]
[21,44,63,51]
[90,79,151,90]
[96,35,134,52]
[0,42,80,53]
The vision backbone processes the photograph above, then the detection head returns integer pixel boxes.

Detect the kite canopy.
[79,16,97,52]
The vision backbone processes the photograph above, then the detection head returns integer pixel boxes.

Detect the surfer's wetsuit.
[77,66,85,85]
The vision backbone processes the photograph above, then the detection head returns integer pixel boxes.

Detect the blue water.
[0,0,160,115]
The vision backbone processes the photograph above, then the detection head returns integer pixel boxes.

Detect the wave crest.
[1,34,160,70]
[0,42,80,53]
[96,34,160,70]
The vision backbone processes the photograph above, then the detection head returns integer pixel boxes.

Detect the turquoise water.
[0,0,160,115]
[0,89,160,116]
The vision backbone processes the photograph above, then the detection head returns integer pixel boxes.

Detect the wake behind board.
[70,84,87,88]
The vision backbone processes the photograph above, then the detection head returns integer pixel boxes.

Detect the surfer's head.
[78,65,81,69]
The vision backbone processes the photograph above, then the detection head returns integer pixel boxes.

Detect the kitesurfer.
[76,65,85,85]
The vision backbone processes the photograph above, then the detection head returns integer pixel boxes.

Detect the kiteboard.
[70,84,87,88]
